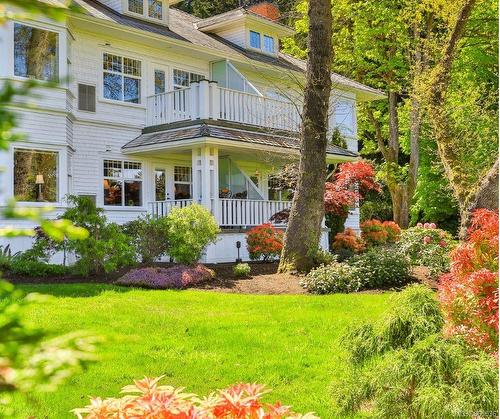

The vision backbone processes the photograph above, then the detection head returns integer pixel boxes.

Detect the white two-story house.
[0,0,384,263]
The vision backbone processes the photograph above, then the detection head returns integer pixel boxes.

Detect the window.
[128,0,144,14]
[155,168,166,201]
[174,166,192,200]
[103,53,141,103]
[268,175,292,201]
[148,0,163,19]
[263,35,275,53]
[249,31,261,49]
[103,160,142,206]
[154,69,166,95]
[173,69,204,89]
[335,100,355,136]
[14,23,58,82]
[14,149,58,202]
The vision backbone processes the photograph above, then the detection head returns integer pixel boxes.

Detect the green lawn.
[13,284,392,418]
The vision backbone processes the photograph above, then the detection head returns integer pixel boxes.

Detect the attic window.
[128,0,143,14]
[263,35,275,53]
[148,0,162,19]
[127,0,163,21]
[249,31,261,49]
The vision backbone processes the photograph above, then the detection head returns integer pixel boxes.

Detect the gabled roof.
[122,119,358,159]
[70,0,384,100]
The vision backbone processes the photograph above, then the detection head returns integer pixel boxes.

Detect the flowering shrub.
[300,261,363,294]
[115,265,214,289]
[246,224,284,261]
[360,219,389,246]
[399,224,455,278]
[332,228,366,253]
[382,221,401,242]
[349,248,412,289]
[233,263,251,277]
[73,376,318,418]
[438,209,499,352]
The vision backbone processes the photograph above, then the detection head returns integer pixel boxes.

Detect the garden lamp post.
[236,241,242,263]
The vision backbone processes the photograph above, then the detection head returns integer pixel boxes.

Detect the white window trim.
[173,166,193,199]
[247,29,278,57]
[9,144,67,207]
[102,158,144,208]
[100,51,144,106]
[122,0,168,25]
[172,68,207,90]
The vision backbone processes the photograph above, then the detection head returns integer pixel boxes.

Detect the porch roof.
[121,119,358,159]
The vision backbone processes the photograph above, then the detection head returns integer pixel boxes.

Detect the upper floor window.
[263,35,275,53]
[173,69,204,89]
[14,23,59,82]
[14,149,58,202]
[249,31,261,49]
[128,0,163,20]
[154,69,166,94]
[103,53,141,104]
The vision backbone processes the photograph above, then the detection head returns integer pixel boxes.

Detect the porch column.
[192,146,219,221]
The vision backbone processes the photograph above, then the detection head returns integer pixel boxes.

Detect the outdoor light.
[235,241,242,263]
[35,174,44,202]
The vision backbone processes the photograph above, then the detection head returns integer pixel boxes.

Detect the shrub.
[0,244,19,270]
[124,214,169,264]
[166,204,219,265]
[9,258,70,277]
[300,261,363,294]
[382,220,401,242]
[116,265,214,289]
[246,223,284,261]
[308,246,336,268]
[73,377,317,418]
[399,223,454,278]
[332,228,366,254]
[233,263,251,277]
[334,285,498,419]
[62,196,136,275]
[349,248,412,289]
[439,209,498,352]
[360,219,388,246]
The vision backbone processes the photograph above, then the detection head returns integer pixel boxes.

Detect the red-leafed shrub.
[115,265,215,289]
[73,376,318,418]
[246,224,284,261]
[438,209,499,352]
[332,228,366,253]
[382,221,401,243]
[360,220,389,246]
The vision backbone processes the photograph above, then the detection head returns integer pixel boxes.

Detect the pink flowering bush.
[73,376,318,418]
[398,223,455,277]
[115,265,214,289]
[438,209,498,352]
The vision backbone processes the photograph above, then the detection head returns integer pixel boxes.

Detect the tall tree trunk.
[279,0,333,273]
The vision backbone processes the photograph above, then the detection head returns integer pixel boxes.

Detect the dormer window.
[249,31,261,49]
[127,0,163,21]
[263,35,275,53]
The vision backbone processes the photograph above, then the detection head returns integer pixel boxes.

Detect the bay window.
[103,160,143,206]
[14,23,59,82]
[14,149,58,202]
[103,53,141,103]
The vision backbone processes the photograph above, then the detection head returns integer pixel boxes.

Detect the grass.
[13,284,392,418]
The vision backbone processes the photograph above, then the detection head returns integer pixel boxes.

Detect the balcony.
[146,80,302,132]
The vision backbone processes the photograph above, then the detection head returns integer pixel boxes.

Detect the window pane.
[173,69,189,88]
[189,73,204,83]
[155,169,166,201]
[125,180,142,206]
[123,58,141,77]
[104,179,122,206]
[154,70,166,94]
[123,161,142,179]
[124,77,140,103]
[14,149,58,202]
[14,23,58,82]
[103,72,122,101]
[128,0,143,14]
[174,166,191,182]
[148,0,163,19]
[104,160,122,178]
[174,183,191,200]
[103,53,122,72]
[250,31,261,49]
[263,35,275,53]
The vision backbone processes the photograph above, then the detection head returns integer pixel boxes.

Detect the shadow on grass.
[15,283,135,298]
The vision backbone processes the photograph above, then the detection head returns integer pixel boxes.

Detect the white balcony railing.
[146,80,302,132]
[149,198,291,227]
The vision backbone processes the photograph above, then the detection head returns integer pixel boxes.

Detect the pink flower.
[423,236,432,245]
[424,223,430,229]
[417,223,423,228]
[439,240,447,248]
[430,223,437,229]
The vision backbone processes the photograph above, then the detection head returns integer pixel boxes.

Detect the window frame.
[103,159,144,208]
[263,35,275,54]
[124,0,166,23]
[102,52,142,105]
[12,21,60,83]
[249,30,261,49]
[173,166,192,200]
[172,68,206,90]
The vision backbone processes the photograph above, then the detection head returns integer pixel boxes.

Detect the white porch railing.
[219,198,290,227]
[146,80,302,132]
[149,199,193,218]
